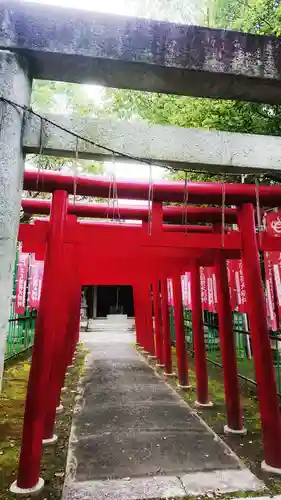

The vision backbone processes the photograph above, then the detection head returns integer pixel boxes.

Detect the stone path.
[63,318,263,500]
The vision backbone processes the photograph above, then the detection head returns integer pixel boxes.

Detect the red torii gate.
[10,172,281,493]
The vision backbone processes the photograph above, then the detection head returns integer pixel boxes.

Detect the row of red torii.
[10,169,281,493]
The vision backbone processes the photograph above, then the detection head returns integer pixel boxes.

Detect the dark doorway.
[97,285,134,317]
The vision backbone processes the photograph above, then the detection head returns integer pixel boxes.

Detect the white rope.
[148,163,153,235]
[73,137,79,206]
[255,178,263,243]
[183,171,189,235]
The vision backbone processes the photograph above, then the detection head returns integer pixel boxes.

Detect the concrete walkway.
[63,318,263,500]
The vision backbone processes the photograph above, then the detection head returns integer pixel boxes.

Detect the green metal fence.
[5,251,37,361]
[169,306,281,397]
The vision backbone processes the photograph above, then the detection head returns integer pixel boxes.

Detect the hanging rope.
[73,137,79,206]
[255,178,263,244]
[182,171,189,235]
[106,156,121,223]
[221,179,226,248]
[36,117,44,191]
[148,163,153,235]
[112,171,121,223]
[107,173,113,220]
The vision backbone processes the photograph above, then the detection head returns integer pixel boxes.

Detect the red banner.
[227,260,237,311]
[265,212,281,238]
[181,272,191,309]
[167,278,173,306]
[264,252,278,331]
[205,267,217,313]
[28,255,44,310]
[268,251,281,319]
[200,267,208,310]
[232,260,247,313]
[15,252,29,315]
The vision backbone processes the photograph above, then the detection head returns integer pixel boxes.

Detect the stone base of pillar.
[164,372,176,377]
[42,434,58,446]
[147,355,157,359]
[224,424,247,435]
[156,363,165,368]
[10,478,44,495]
[56,404,63,414]
[194,400,214,408]
[261,460,281,475]
[177,384,192,390]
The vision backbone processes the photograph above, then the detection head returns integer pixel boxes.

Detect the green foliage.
[103,0,281,184]
[30,80,105,176]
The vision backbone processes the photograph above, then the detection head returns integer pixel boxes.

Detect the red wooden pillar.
[133,285,144,347]
[69,283,82,362]
[10,190,68,494]
[238,203,281,471]
[65,221,81,366]
[215,253,245,434]
[172,273,190,388]
[43,236,76,442]
[145,283,156,357]
[153,279,164,366]
[160,278,174,376]
[190,261,212,407]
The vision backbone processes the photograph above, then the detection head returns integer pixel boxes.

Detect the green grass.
[0,346,86,500]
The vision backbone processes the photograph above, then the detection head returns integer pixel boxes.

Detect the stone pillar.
[0,51,31,389]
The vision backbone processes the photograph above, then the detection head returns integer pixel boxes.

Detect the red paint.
[172,274,189,386]
[21,198,237,224]
[160,278,173,374]
[16,190,68,489]
[215,251,243,431]
[238,203,281,468]
[190,261,209,404]
[153,280,164,364]
[24,169,281,207]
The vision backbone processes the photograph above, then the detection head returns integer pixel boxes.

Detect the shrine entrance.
[96,285,134,317]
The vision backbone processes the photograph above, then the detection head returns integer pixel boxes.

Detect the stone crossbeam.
[1,1,281,103]
[23,113,281,174]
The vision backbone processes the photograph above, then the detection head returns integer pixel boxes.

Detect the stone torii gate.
[1,1,281,492]
[2,0,281,392]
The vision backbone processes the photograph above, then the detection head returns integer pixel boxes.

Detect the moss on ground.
[139,346,281,498]
[0,346,86,500]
